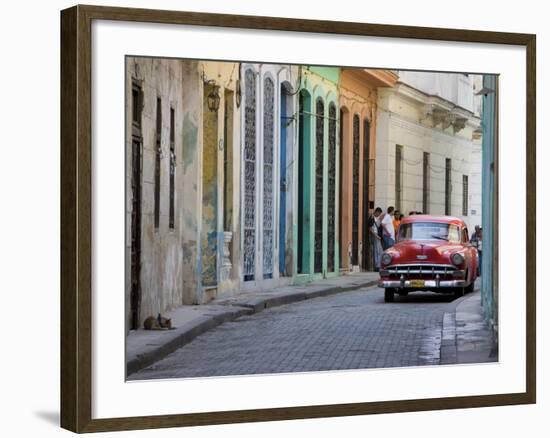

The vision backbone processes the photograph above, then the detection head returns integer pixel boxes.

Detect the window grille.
[423,152,430,213]
[169,107,175,229]
[395,145,403,212]
[154,97,161,229]
[314,99,325,273]
[445,158,452,215]
[262,77,274,279]
[462,174,469,216]
[243,70,257,281]
[327,103,337,272]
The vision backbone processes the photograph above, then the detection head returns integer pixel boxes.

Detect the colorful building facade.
[294,66,340,283]
[240,63,299,291]
[125,58,242,331]
[339,69,397,272]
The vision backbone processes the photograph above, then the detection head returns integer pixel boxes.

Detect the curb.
[440,311,457,364]
[232,280,379,312]
[126,306,253,377]
[127,279,378,377]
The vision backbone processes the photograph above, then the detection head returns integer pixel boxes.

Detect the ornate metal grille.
[262,77,274,279]
[169,107,175,229]
[462,174,468,216]
[423,152,430,213]
[352,114,360,266]
[314,99,325,273]
[243,69,256,281]
[327,103,336,272]
[395,145,403,212]
[154,97,162,229]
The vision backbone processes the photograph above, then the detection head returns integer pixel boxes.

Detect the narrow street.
[132,286,465,380]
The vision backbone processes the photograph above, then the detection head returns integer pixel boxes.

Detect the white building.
[375,71,482,232]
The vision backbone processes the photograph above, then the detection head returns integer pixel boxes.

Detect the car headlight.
[451,253,465,266]
[381,253,393,266]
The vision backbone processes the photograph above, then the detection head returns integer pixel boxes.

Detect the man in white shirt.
[368,207,384,270]
[381,206,396,250]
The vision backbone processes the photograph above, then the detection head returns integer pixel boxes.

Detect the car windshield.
[397,222,461,243]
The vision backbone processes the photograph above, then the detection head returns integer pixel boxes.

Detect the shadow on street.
[387,291,459,304]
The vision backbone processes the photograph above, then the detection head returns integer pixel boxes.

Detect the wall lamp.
[205,80,221,112]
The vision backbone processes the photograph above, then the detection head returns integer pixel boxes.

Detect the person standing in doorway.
[392,210,401,236]
[381,206,396,250]
[368,207,384,271]
[470,225,482,275]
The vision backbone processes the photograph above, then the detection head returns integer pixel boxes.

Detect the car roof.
[399,215,466,227]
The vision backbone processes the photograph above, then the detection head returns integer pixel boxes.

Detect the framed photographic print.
[60,4,536,433]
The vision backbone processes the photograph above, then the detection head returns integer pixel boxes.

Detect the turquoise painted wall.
[308,66,340,84]
[481,74,496,326]
[293,67,340,283]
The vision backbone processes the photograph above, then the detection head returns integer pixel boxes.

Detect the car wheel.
[398,290,408,297]
[384,288,395,303]
[454,287,465,299]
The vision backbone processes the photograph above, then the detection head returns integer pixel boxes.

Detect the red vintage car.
[378,215,478,302]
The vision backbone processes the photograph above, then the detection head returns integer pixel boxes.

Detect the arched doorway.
[362,118,371,271]
[351,113,360,267]
[314,98,325,274]
[297,89,312,274]
[327,102,337,273]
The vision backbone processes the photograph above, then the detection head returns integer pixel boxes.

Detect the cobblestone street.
[132,286,463,380]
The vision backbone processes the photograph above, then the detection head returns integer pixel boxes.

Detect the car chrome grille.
[384,264,457,279]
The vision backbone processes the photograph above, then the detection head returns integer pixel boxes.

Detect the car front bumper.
[378,279,467,288]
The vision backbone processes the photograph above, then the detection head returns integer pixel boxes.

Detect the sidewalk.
[440,290,498,365]
[126,271,380,376]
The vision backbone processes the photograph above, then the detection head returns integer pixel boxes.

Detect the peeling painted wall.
[125,57,203,330]
[201,83,219,289]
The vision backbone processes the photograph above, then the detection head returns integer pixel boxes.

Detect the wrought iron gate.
[327,103,337,272]
[243,69,256,281]
[314,99,324,273]
[279,88,287,276]
[262,77,274,279]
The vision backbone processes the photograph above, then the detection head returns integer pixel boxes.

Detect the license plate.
[410,280,425,288]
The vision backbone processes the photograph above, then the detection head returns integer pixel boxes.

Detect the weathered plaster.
[182,112,198,173]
